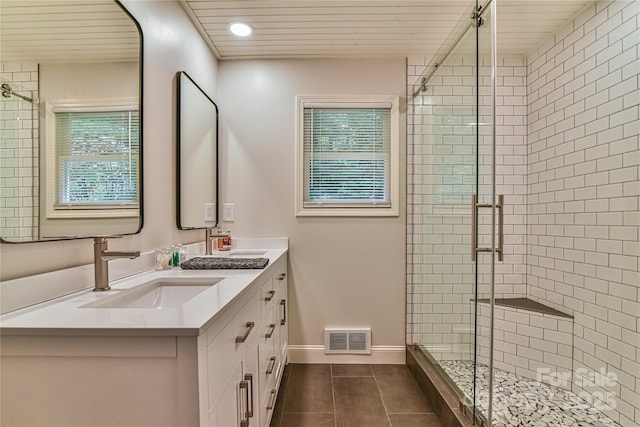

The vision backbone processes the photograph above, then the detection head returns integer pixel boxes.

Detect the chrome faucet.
[93,237,140,291]
[205,227,230,255]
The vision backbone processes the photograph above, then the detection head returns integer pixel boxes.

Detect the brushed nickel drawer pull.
[266,388,277,410]
[266,356,277,375]
[245,373,254,418]
[264,290,276,302]
[278,273,286,280]
[280,299,286,326]
[239,380,249,427]
[236,321,255,343]
[265,323,276,339]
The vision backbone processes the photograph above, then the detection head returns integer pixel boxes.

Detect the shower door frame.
[471,0,498,424]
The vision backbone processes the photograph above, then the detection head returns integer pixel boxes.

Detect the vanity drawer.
[206,288,260,406]
[273,257,287,294]
[259,304,278,380]
[259,317,279,427]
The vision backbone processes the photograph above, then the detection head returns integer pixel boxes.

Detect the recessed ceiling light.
[228,22,253,37]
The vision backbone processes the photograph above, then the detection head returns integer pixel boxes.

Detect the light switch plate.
[223,203,235,222]
[204,203,216,221]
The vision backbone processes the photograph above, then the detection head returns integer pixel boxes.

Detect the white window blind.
[303,105,391,208]
[54,109,139,209]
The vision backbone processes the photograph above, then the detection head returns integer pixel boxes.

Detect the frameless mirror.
[176,71,219,230]
[0,0,142,243]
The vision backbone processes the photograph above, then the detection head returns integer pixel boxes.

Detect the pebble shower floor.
[439,360,620,427]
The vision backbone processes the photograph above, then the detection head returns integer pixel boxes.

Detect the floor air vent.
[324,328,371,354]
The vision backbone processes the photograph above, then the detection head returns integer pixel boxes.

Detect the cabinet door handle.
[265,323,276,339]
[244,373,254,418]
[280,299,286,326]
[266,388,277,410]
[239,380,249,427]
[236,322,255,343]
[266,356,277,375]
[278,273,286,280]
[264,290,276,302]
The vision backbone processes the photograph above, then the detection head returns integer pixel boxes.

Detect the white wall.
[0,0,218,281]
[218,59,407,359]
[527,1,639,425]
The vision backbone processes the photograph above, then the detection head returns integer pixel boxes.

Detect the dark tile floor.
[270,364,443,427]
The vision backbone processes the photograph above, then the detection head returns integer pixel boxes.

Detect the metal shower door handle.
[472,194,477,261]
[497,194,504,261]
[471,194,504,262]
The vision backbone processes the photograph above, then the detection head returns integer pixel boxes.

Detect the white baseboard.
[287,345,406,364]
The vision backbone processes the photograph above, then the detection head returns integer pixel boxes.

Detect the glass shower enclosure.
[407,0,499,423]
[409,0,638,426]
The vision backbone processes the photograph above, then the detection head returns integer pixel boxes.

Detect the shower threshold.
[408,346,621,427]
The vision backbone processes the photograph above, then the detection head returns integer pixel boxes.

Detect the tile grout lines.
[330,364,338,427]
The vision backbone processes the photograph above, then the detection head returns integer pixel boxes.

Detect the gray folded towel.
[180,257,270,270]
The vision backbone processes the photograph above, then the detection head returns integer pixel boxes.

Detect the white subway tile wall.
[527,1,639,425]
[407,54,529,361]
[476,303,575,390]
[0,63,39,241]
[407,0,639,426]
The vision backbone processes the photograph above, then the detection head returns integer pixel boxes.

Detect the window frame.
[44,98,139,220]
[295,94,400,217]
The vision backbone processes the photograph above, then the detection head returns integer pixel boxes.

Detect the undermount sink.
[82,277,223,309]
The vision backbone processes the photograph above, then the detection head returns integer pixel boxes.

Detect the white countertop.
[0,248,287,337]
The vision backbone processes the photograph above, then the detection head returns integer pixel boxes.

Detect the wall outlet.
[204,203,216,221]
[223,203,235,222]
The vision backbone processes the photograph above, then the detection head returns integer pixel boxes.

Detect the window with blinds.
[303,105,391,207]
[302,102,395,213]
[54,109,139,209]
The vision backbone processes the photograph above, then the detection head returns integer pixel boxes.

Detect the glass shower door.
[408,0,498,424]
[473,0,498,424]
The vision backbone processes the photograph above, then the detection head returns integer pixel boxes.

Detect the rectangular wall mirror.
[0,0,143,243]
[176,71,219,229]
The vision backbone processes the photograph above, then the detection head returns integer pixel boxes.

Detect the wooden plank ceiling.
[180,0,596,60]
[0,0,596,64]
[0,0,140,64]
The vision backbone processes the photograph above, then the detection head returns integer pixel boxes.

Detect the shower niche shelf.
[474,297,573,318]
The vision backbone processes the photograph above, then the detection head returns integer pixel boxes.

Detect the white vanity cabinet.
[275,258,288,379]
[257,256,288,425]
[197,253,289,427]
[0,249,288,427]
[258,273,278,425]
[201,287,261,426]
